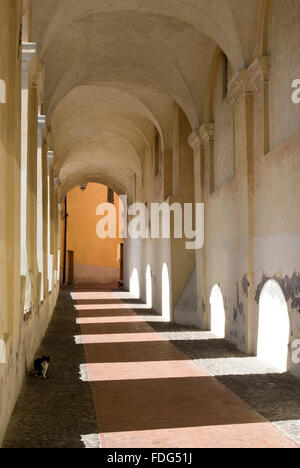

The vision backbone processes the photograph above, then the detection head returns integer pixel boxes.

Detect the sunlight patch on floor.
[79,364,90,382]
[86,360,208,382]
[196,356,285,377]
[80,433,101,448]
[74,333,166,344]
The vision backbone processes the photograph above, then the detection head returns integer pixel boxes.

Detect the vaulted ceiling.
[30,0,258,199]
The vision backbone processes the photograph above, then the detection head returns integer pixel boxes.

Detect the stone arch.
[210,284,226,338]
[0,339,6,364]
[203,47,223,123]
[146,265,152,309]
[0,79,6,104]
[162,263,171,321]
[257,279,290,371]
[203,47,234,192]
[58,166,134,203]
[253,0,272,58]
[130,267,140,299]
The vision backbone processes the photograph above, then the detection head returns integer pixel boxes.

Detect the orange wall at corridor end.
[60,183,123,285]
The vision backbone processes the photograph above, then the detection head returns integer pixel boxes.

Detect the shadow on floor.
[92,376,266,434]
[216,372,300,423]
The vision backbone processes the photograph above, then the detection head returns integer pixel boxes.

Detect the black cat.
[34,356,50,379]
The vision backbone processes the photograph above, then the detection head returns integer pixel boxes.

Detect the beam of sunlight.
[273,421,300,445]
[71,291,122,301]
[114,291,139,300]
[98,422,287,449]
[74,335,83,344]
[159,331,217,341]
[74,333,166,344]
[80,434,101,448]
[195,356,285,377]
[76,316,149,324]
[75,303,151,310]
[85,360,208,382]
[79,364,90,382]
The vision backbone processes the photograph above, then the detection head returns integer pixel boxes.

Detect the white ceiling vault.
[30,0,258,199]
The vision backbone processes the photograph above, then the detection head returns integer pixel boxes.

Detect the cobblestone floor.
[3,288,300,447]
[3,289,99,448]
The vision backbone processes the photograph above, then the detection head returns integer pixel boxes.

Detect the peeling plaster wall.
[200,22,300,373]
[253,128,300,376]
[202,120,300,369]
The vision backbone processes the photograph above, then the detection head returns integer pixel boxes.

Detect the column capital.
[22,42,37,72]
[47,151,54,174]
[188,129,202,151]
[38,114,46,131]
[200,122,214,143]
[228,56,271,107]
[189,124,214,149]
[47,150,54,161]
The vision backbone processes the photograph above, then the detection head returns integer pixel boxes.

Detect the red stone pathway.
[75,289,299,448]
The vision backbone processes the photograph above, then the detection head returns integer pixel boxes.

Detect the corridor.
[4,286,300,449]
[1,0,300,449]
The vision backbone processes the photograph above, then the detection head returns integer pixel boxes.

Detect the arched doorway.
[162,263,171,321]
[61,183,124,286]
[0,339,6,364]
[130,267,140,299]
[257,279,290,371]
[146,265,152,308]
[210,284,226,338]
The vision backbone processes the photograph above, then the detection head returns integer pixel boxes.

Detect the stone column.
[26,55,45,308]
[188,129,207,328]
[52,184,60,287]
[163,151,173,201]
[37,114,46,302]
[21,42,36,313]
[26,64,38,307]
[254,57,271,154]
[1,2,23,350]
[42,135,49,300]
[200,123,215,195]
[47,151,54,292]
[227,56,268,354]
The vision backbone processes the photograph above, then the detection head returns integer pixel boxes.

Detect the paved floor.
[3,286,300,448]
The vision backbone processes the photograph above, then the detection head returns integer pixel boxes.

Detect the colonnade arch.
[257,279,290,371]
[210,285,226,338]
[146,265,153,309]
